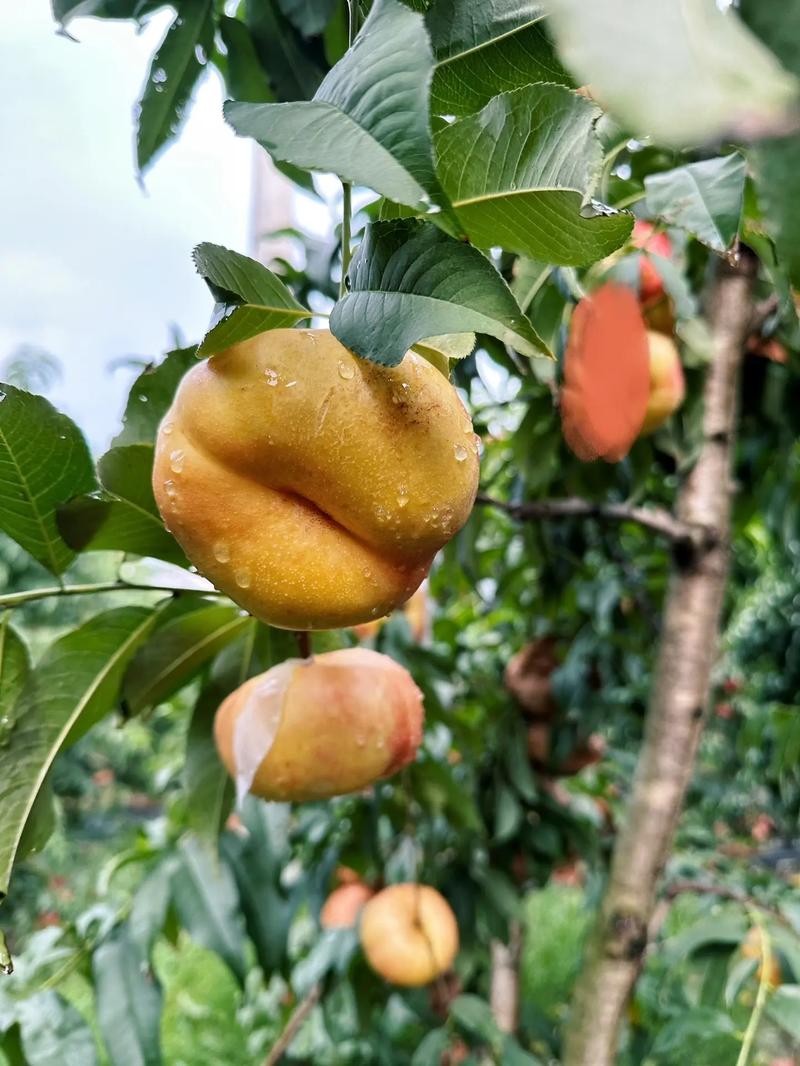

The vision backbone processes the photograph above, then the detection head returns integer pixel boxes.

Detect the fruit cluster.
[152,327,478,985]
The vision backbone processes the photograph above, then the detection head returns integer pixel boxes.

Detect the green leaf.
[218,16,274,103]
[226,0,445,210]
[58,444,186,565]
[0,1022,25,1066]
[52,1,163,27]
[435,84,632,265]
[277,0,337,37]
[739,0,800,78]
[767,984,800,1040]
[136,0,214,172]
[0,607,159,898]
[546,0,799,148]
[128,860,176,960]
[16,778,56,864]
[645,154,746,253]
[428,0,570,117]
[667,915,748,962]
[246,0,325,101]
[170,836,246,983]
[184,680,237,850]
[93,934,163,1066]
[0,618,30,730]
[123,604,252,715]
[451,995,501,1043]
[113,347,196,448]
[17,992,99,1066]
[0,384,96,575]
[292,928,359,995]
[221,800,294,974]
[751,135,800,288]
[193,243,312,356]
[330,219,550,366]
[501,1040,544,1065]
[411,1029,450,1065]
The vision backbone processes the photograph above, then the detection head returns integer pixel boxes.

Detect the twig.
[477,493,711,549]
[0,581,216,609]
[295,631,312,658]
[262,984,322,1066]
[664,881,793,927]
[736,909,772,1066]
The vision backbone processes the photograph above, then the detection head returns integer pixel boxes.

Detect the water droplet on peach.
[169,448,185,473]
[213,542,230,564]
[164,479,177,499]
[265,369,279,386]
[338,360,355,380]
[454,444,468,462]
[235,567,251,589]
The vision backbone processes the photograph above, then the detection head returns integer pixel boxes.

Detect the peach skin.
[153,329,479,630]
[214,647,424,802]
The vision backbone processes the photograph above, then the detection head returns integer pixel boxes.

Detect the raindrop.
[164,479,177,499]
[194,44,207,64]
[139,394,149,402]
[454,444,468,462]
[152,67,167,83]
[154,84,164,93]
[338,360,355,380]
[285,380,298,388]
[169,448,185,473]
[397,485,409,508]
[235,567,251,589]
[265,368,279,386]
[162,421,174,435]
[213,541,230,564]
[304,331,317,345]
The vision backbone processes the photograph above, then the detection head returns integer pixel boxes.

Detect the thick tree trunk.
[563,251,758,1066]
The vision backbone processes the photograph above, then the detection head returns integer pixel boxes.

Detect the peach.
[320,882,374,929]
[641,331,685,435]
[153,329,479,630]
[213,648,424,802]
[360,884,459,987]
[632,220,672,301]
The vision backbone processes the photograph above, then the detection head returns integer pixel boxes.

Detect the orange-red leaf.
[560,283,650,462]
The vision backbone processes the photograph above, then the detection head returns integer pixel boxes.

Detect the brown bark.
[489,922,523,1034]
[562,251,758,1066]
[262,984,321,1066]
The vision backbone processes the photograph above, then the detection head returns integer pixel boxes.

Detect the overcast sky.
[2,3,256,450]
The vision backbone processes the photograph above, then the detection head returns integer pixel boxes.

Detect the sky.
[2,3,257,450]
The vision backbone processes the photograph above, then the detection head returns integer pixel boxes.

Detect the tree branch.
[563,250,759,1066]
[489,922,523,1035]
[476,494,711,549]
[262,984,322,1066]
[0,581,216,609]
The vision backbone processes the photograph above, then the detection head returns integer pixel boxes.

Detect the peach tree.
[2,1,800,1064]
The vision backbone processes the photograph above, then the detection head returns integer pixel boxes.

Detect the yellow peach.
[214,647,423,802]
[320,882,374,929]
[641,331,685,435]
[360,883,459,987]
[153,329,479,630]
